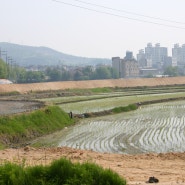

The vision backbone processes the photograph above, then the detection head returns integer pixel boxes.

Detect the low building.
[139,68,159,77]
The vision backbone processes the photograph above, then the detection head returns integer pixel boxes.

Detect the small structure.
[0,79,13,84]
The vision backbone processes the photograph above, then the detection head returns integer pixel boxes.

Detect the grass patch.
[112,104,138,113]
[90,87,113,93]
[0,106,74,148]
[63,87,113,95]
[0,91,20,96]
[0,158,127,185]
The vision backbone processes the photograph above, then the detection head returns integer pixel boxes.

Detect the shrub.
[112,104,138,113]
[0,158,127,185]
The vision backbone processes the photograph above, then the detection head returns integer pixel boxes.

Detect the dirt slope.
[1,77,185,94]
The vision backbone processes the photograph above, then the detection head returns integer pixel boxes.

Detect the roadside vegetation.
[0,158,126,185]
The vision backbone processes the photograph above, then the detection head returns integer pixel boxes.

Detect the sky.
[0,0,185,59]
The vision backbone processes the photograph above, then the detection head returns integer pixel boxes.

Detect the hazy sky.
[1,0,185,59]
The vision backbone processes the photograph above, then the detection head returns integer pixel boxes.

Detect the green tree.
[164,66,178,77]
[82,66,94,80]
[61,70,71,81]
[46,67,62,81]
[25,71,45,83]
[74,70,83,81]
[0,59,8,78]
[94,66,112,79]
[16,68,27,83]
[111,68,119,79]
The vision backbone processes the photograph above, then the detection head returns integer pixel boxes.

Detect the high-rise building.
[172,44,185,66]
[137,49,147,68]
[137,43,168,69]
[145,43,168,68]
[182,44,185,65]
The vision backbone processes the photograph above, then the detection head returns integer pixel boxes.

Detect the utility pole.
[7,57,13,80]
[1,50,7,60]
[0,48,17,82]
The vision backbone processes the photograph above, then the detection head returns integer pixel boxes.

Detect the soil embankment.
[1,77,185,93]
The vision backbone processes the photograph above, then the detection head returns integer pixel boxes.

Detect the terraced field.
[2,83,185,155]
[57,91,185,113]
[55,101,185,154]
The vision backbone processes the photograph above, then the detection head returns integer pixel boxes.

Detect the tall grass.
[64,87,113,94]
[90,87,113,93]
[0,91,20,96]
[0,106,74,148]
[0,158,127,185]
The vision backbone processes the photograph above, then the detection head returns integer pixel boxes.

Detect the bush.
[112,104,138,113]
[0,158,127,185]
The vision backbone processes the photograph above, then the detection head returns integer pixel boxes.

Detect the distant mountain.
[0,42,111,66]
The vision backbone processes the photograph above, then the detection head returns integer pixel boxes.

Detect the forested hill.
[0,42,111,66]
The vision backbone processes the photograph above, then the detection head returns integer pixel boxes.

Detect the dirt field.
[1,77,185,93]
[0,100,44,115]
[1,147,185,185]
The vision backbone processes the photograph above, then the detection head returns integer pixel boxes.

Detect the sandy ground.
[1,147,185,185]
[1,77,185,93]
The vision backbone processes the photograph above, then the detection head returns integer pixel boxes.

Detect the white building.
[172,44,185,66]
[145,43,168,68]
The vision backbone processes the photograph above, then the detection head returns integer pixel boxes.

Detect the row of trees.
[0,59,119,83]
[0,58,183,84]
[45,66,119,82]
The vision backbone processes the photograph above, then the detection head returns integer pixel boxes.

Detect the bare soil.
[0,100,44,115]
[1,77,185,93]
[1,147,185,185]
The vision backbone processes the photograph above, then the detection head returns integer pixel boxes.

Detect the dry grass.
[1,77,185,94]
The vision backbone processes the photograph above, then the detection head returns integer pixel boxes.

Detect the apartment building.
[112,51,139,78]
[172,44,185,66]
[137,43,168,69]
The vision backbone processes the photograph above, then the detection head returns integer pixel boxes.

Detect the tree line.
[0,58,182,83]
[0,59,119,83]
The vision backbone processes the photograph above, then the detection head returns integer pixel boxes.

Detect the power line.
[52,0,185,30]
[71,0,185,25]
